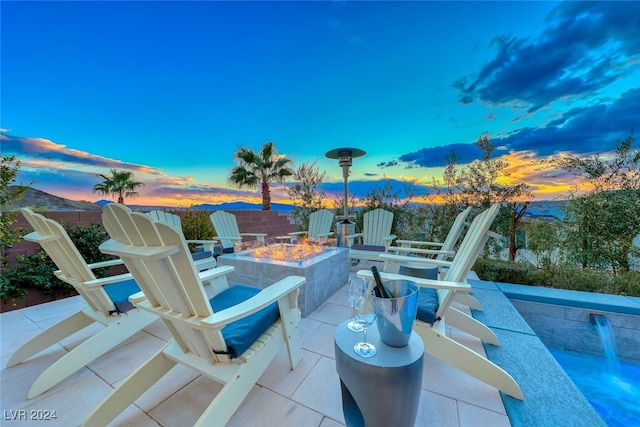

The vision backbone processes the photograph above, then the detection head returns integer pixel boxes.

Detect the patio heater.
[325,147,366,248]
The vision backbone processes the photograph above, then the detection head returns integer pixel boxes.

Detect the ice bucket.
[373,279,419,347]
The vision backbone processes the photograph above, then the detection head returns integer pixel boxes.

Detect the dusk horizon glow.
[2,1,639,208]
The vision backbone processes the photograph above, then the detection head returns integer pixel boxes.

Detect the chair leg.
[194,334,282,427]
[415,322,524,400]
[6,310,94,368]
[27,310,156,399]
[278,299,303,369]
[454,292,483,311]
[445,308,500,346]
[82,347,176,427]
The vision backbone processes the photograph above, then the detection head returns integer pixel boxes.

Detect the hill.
[7,187,293,212]
[7,186,103,211]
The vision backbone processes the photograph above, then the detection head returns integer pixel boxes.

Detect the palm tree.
[229,141,294,210]
[93,168,144,204]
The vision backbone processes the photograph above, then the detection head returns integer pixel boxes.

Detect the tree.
[287,160,327,230]
[92,168,144,204]
[229,141,294,211]
[1,155,30,299]
[439,134,532,260]
[553,131,640,274]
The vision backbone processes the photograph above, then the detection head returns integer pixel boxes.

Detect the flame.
[248,241,329,262]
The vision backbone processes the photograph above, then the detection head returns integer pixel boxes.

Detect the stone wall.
[7,209,296,264]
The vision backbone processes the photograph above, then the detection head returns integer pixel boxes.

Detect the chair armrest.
[86,258,125,270]
[383,235,397,250]
[186,239,220,252]
[288,231,307,243]
[83,272,135,288]
[396,239,444,248]
[198,265,234,282]
[357,270,470,292]
[200,276,305,329]
[345,232,362,247]
[387,246,455,257]
[378,253,452,267]
[240,233,268,243]
[288,231,308,237]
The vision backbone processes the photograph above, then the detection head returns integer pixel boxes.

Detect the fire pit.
[217,244,349,316]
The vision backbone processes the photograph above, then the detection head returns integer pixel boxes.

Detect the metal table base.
[334,320,424,427]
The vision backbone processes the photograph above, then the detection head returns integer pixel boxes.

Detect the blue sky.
[2,1,639,207]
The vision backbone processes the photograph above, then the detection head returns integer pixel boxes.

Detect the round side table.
[334,320,424,427]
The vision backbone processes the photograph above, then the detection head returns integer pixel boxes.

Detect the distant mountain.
[8,186,103,211]
[9,186,293,212]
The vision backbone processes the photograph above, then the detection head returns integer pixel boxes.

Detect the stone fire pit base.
[217,246,349,317]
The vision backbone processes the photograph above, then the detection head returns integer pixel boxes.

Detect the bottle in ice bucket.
[370,266,394,298]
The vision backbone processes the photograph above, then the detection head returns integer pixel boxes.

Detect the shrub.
[473,258,640,297]
[473,258,547,286]
[2,222,114,300]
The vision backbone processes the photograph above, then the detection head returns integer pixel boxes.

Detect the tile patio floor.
[0,262,511,426]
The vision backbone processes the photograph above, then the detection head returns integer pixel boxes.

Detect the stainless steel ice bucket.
[373,280,419,347]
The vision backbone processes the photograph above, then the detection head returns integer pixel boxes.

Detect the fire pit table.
[217,243,349,316]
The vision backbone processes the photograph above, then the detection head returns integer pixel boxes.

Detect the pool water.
[549,348,640,427]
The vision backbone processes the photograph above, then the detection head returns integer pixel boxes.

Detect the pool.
[549,347,640,427]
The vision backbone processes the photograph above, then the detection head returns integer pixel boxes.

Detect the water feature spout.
[590,313,620,373]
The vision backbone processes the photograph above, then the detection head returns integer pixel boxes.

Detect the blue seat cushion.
[209,285,279,358]
[351,244,385,252]
[191,251,212,261]
[416,287,440,325]
[103,279,141,314]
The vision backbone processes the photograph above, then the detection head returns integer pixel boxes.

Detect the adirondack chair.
[358,203,524,400]
[389,206,473,270]
[147,210,218,269]
[347,208,397,262]
[83,203,305,426]
[288,209,334,244]
[387,206,482,310]
[209,210,267,253]
[6,208,157,399]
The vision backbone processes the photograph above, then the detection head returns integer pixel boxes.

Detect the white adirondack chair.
[288,209,335,244]
[358,203,524,400]
[389,206,473,266]
[147,210,217,270]
[347,208,397,262]
[6,208,157,399]
[210,210,267,252]
[83,203,305,426]
[387,206,482,310]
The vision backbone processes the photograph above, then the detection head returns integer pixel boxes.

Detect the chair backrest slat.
[308,209,334,240]
[436,206,473,261]
[102,204,228,362]
[362,208,393,246]
[147,210,182,230]
[435,203,500,317]
[20,208,117,314]
[210,211,241,249]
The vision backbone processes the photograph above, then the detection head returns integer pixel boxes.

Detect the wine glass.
[346,277,364,332]
[353,282,377,358]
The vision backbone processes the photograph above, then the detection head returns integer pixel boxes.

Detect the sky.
[2,1,639,208]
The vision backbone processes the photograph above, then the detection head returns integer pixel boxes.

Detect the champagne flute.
[353,282,377,357]
[346,277,364,332]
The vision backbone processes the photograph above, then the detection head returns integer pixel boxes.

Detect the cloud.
[397,143,484,168]
[1,134,160,174]
[494,87,640,156]
[321,178,429,200]
[392,87,640,168]
[454,1,640,112]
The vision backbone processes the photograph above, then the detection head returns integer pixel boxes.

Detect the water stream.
[550,315,640,426]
